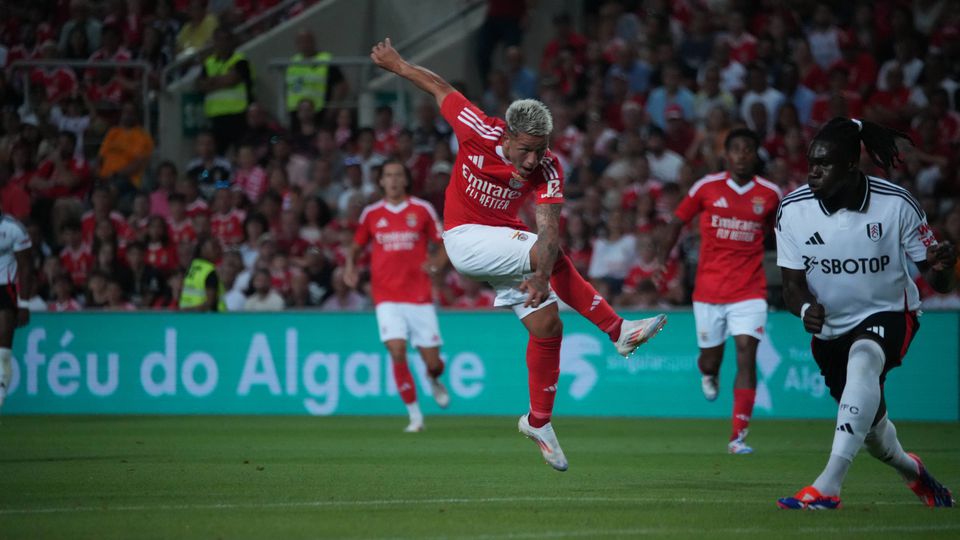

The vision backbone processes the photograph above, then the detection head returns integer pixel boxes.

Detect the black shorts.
[0,283,18,311]
[811,310,919,402]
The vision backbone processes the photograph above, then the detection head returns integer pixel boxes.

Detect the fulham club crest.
[866,222,883,242]
[406,213,418,228]
[751,197,765,215]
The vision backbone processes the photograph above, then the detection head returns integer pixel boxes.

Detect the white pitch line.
[0,495,925,516]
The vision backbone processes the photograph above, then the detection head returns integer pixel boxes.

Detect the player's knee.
[530,315,562,338]
[848,338,885,379]
[385,343,407,362]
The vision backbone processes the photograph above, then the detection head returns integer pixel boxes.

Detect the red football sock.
[392,361,417,405]
[731,388,756,441]
[550,254,623,341]
[527,334,562,428]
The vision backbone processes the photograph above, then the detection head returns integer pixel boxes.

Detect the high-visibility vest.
[179,258,226,312]
[203,52,251,118]
[285,52,331,111]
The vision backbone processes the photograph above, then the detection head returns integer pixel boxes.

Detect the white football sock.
[865,414,919,481]
[813,339,884,496]
[0,347,11,388]
[406,402,423,425]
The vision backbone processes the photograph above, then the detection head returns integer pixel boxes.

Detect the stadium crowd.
[1,0,959,312]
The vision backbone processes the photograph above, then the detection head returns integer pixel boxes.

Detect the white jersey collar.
[495,145,513,165]
[726,176,756,195]
[384,199,409,213]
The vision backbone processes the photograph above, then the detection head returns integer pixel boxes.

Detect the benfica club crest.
[866,222,883,242]
[406,212,418,228]
[509,173,526,189]
[751,197,765,215]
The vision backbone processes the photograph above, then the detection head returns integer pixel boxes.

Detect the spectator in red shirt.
[166,192,197,246]
[831,31,877,97]
[810,68,864,128]
[145,215,178,275]
[233,144,269,205]
[86,24,133,83]
[541,12,588,74]
[0,161,31,220]
[32,131,91,201]
[176,176,210,218]
[30,40,79,104]
[48,274,82,312]
[866,63,914,133]
[210,187,245,247]
[664,103,696,156]
[372,105,400,156]
[128,192,151,240]
[59,220,93,287]
[721,12,757,65]
[81,186,129,242]
[32,131,91,239]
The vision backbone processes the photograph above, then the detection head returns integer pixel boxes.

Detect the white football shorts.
[442,224,558,320]
[375,302,443,348]
[692,298,768,348]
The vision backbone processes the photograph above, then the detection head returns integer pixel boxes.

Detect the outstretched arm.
[370,37,454,107]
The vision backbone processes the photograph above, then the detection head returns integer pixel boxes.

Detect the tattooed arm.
[520,203,562,308]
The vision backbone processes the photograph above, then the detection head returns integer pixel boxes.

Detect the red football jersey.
[354,197,442,305]
[439,91,564,231]
[167,218,196,245]
[81,210,129,242]
[211,209,245,246]
[674,172,781,303]
[146,241,178,274]
[60,244,93,287]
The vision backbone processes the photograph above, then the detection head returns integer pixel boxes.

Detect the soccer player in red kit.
[659,128,782,454]
[371,38,667,471]
[344,160,451,433]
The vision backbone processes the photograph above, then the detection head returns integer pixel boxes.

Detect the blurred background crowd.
[1,0,959,312]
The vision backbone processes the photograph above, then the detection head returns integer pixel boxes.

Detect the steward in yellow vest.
[197,27,253,154]
[286,51,331,112]
[179,237,226,312]
[286,30,339,114]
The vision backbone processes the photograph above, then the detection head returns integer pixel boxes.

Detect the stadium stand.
[1,0,959,312]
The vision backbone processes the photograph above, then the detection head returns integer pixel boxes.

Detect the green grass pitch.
[0,416,958,539]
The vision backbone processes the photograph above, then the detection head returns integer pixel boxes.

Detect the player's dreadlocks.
[812,117,913,172]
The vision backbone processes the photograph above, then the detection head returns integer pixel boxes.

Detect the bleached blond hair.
[505,99,554,137]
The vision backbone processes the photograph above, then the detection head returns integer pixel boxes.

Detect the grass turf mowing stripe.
[0,495,928,515]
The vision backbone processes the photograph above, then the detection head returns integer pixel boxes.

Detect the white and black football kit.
[775,176,936,399]
[0,214,31,310]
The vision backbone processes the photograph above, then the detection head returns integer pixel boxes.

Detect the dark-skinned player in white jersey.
[776,117,956,509]
[371,37,667,471]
